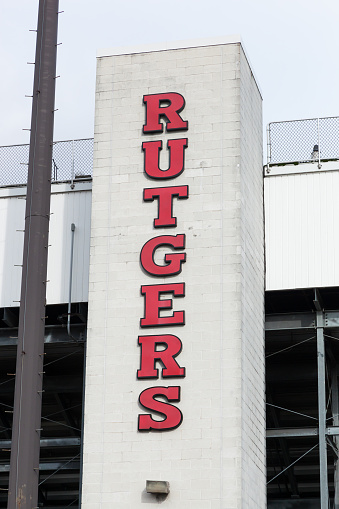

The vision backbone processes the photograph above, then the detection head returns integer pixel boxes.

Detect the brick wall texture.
[82,41,265,508]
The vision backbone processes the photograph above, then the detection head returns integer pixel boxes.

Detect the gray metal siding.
[265,170,339,290]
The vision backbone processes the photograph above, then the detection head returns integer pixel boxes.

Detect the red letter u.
[142,139,188,180]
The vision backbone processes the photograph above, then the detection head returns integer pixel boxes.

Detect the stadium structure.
[1,36,339,509]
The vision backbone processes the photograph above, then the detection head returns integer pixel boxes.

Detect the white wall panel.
[0,192,26,308]
[265,169,339,290]
[0,182,91,307]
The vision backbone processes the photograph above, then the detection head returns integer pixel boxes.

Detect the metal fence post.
[317,117,322,169]
[71,139,75,189]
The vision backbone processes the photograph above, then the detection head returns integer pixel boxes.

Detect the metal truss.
[266,289,339,508]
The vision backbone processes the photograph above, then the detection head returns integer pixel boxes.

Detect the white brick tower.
[82,37,265,509]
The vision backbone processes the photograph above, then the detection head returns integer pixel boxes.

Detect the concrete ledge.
[97,35,242,58]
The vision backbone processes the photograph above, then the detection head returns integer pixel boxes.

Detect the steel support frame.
[267,427,339,438]
[265,310,339,331]
[331,365,339,509]
[316,309,329,509]
[54,393,79,437]
[0,438,81,449]
[1,461,80,474]
[266,296,337,505]
[267,392,299,496]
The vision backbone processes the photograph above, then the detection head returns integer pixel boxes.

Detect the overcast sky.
[1,0,338,159]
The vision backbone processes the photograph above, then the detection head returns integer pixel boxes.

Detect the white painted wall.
[265,165,339,291]
[83,39,265,509]
[0,182,91,306]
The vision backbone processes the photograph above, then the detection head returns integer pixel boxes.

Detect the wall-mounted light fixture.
[146,480,170,495]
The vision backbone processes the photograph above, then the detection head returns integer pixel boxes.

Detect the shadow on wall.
[141,489,168,504]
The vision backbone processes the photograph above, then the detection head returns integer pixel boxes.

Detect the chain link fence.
[267,117,339,165]
[0,138,93,187]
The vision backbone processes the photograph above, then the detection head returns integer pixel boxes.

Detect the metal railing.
[267,116,339,166]
[0,138,93,187]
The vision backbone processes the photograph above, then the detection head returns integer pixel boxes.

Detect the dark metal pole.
[7,1,59,508]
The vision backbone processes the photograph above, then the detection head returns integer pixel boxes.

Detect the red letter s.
[138,386,183,431]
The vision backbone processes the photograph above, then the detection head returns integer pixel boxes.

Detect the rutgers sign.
[137,92,188,432]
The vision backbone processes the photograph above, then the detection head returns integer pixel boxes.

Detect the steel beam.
[265,310,339,331]
[327,426,339,436]
[267,426,339,438]
[1,461,80,473]
[331,366,339,509]
[265,312,315,331]
[0,438,81,448]
[325,311,339,328]
[0,375,83,395]
[54,393,79,436]
[267,427,318,438]
[267,500,326,509]
[267,393,299,496]
[2,309,19,328]
[0,409,11,440]
[316,310,329,509]
[0,324,86,346]
[78,341,87,507]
